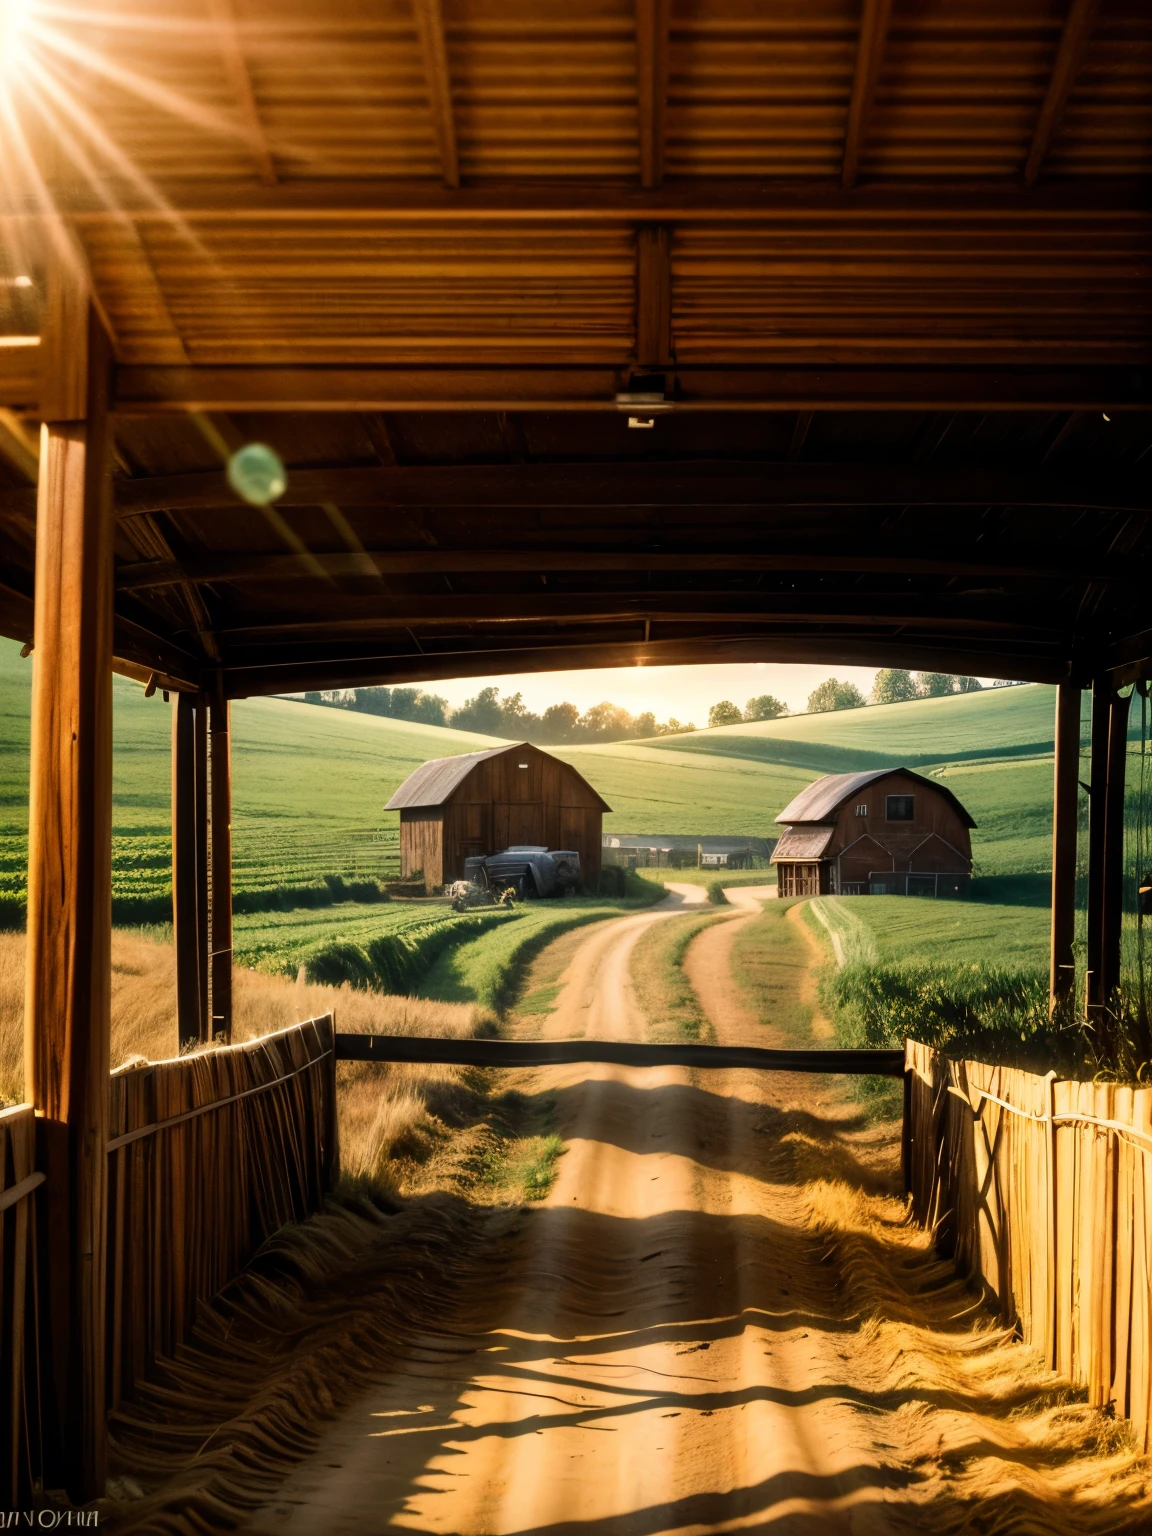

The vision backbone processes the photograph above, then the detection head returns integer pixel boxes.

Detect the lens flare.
[0,0,32,81]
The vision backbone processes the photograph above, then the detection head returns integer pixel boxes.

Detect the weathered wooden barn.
[772,769,975,898]
[386,743,609,891]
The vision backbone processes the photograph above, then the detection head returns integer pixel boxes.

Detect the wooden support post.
[24,273,113,1503]
[172,692,202,1049]
[1085,678,1110,1013]
[1050,681,1081,1014]
[1102,687,1132,1003]
[209,695,233,1042]
[636,224,672,368]
[194,695,210,1037]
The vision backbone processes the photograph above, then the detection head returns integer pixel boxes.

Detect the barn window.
[854,803,868,817]
[886,794,914,821]
[518,762,529,769]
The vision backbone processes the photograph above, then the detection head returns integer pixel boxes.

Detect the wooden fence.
[906,1039,1152,1447]
[1,1015,339,1503]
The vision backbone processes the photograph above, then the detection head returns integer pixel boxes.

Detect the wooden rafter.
[412,0,459,189]
[843,0,894,190]
[205,0,277,186]
[1025,0,1101,187]
[636,0,671,189]
[100,461,1149,517]
[635,225,672,367]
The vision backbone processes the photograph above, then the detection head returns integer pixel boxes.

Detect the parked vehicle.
[460,846,582,901]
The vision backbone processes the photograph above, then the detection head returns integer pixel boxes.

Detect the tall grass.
[0,930,494,1189]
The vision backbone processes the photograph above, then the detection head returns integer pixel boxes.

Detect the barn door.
[506,803,545,846]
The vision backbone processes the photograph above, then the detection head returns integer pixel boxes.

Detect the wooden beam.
[172,693,203,1050]
[842,0,893,190]
[636,0,671,189]
[209,694,232,1043]
[106,461,1152,516]
[194,696,209,1039]
[411,0,459,189]
[19,177,1150,222]
[636,225,672,367]
[1101,685,1132,1004]
[111,363,1152,414]
[205,0,277,185]
[112,545,1126,591]
[1025,0,1101,187]
[23,285,113,1502]
[1049,681,1081,1013]
[223,632,1071,698]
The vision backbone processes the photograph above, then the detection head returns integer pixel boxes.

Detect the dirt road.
[240,889,1148,1535]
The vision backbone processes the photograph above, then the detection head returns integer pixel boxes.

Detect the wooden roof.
[776,767,977,826]
[0,0,1148,696]
[386,741,612,810]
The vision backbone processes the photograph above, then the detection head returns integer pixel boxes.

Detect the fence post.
[209,690,233,1042]
[1049,682,1080,1015]
[1044,1068,1058,1369]
[24,266,114,1503]
[901,1053,913,1198]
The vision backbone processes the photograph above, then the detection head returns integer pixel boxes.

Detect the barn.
[771,769,975,898]
[385,743,610,892]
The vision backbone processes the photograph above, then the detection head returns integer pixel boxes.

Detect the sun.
[0,0,33,82]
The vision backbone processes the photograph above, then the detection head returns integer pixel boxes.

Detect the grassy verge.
[421,886,664,1014]
[630,910,723,1042]
[728,900,817,1048]
[634,867,775,892]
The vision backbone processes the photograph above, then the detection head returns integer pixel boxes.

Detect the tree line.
[305,671,1005,743]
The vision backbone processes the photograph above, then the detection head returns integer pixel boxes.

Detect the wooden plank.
[194,696,209,1041]
[209,695,233,1044]
[112,363,1152,414]
[42,178,1152,222]
[411,0,459,189]
[1084,680,1111,1012]
[1049,682,1081,1012]
[23,285,113,1503]
[636,0,671,189]
[1101,687,1133,1001]
[108,461,1152,517]
[335,1034,905,1074]
[112,547,1129,592]
[842,0,893,190]
[1025,0,1101,187]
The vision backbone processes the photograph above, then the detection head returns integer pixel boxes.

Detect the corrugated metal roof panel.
[385,744,514,808]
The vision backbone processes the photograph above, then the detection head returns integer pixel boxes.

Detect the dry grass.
[0,929,494,1188]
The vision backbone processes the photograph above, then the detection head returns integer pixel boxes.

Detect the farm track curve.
[236,888,1150,1536]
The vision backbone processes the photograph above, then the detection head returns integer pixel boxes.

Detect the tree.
[807,678,866,713]
[580,701,634,741]
[633,711,657,739]
[708,700,743,728]
[955,676,982,693]
[916,672,957,698]
[871,668,919,705]
[449,685,504,735]
[744,694,787,722]
[412,692,448,727]
[540,701,580,743]
[666,717,695,734]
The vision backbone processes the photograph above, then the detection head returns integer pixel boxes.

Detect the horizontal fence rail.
[905,1039,1152,1449]
[335,1034,906,1076]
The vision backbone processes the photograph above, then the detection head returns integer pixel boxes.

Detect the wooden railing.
[0,1016,339,1503]
[906,1039,1152,1448]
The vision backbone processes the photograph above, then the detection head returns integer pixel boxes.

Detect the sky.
[406,663,887,725]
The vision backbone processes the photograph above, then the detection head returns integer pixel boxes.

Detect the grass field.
[630,911,722,1042]
[808,895,1050,971]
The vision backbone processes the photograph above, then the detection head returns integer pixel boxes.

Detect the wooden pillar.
[194,696,209,1033]
[1049,682,1081,1014]
[24,281,113,1502]
[1102,687,1132,1003]
[172,692,203,1049]
[209,695,233,1042]
[1085,678,1111,1013]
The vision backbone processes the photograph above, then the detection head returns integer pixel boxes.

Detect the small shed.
[771,768,975,898]
[385,743,610,892]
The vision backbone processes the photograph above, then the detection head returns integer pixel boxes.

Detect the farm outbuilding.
[772,769,975,898]
[386,743,610,892]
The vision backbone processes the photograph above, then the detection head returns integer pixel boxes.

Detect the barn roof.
[385,742,611,812]
[770,826,836,863]
[776,769,977,830]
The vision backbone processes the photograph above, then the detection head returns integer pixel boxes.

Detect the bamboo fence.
[0,1015,339,1503]
[906,1038,1152,1446]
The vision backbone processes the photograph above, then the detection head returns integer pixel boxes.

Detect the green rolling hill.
[1,636,1068,921]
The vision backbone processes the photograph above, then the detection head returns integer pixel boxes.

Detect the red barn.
[386,742,609,892]
[771,768,975,898]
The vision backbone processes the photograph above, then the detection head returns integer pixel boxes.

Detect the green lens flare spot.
[227,443,287,507]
